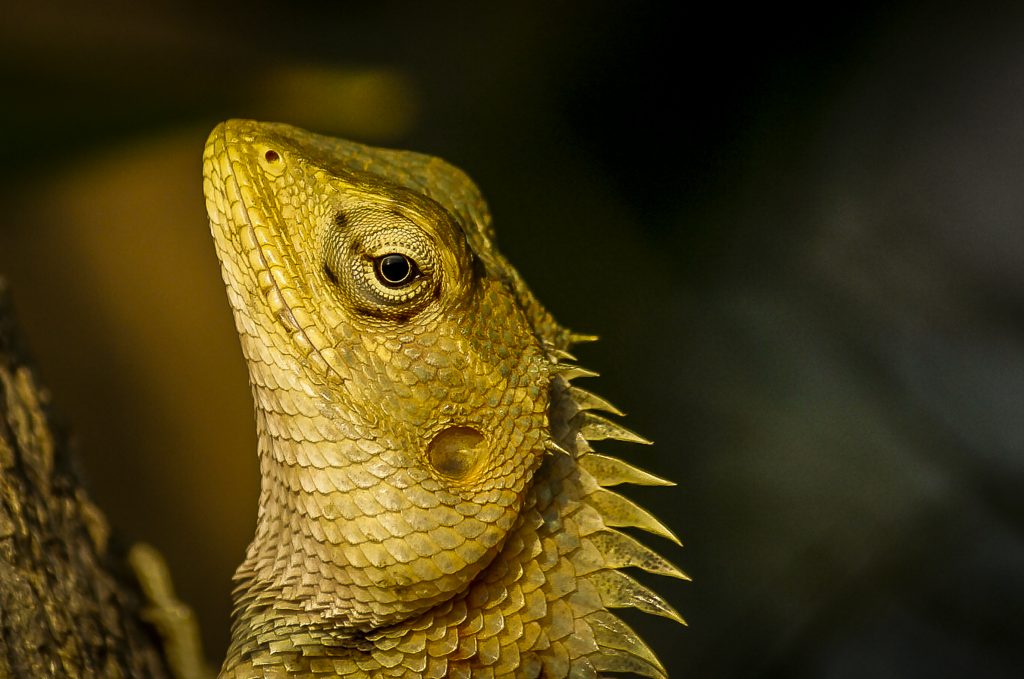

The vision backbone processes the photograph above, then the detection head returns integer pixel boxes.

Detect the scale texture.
[203,120,686,678]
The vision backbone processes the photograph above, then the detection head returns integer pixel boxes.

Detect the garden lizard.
[202,119,686,678]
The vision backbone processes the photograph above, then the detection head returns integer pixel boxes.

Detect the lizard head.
[205,120,684,677]
[205,119,563,627]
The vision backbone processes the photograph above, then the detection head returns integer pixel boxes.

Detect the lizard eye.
[375,253,418,287]
[322,207,441,319]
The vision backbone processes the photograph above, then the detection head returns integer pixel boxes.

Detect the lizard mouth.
[205,121,350,387]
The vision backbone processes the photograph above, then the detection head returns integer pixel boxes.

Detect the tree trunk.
[0,279,169,678]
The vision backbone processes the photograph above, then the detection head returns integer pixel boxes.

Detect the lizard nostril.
[427,426,485,480]
[264,149,280,162]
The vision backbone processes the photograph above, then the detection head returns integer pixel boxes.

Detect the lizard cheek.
[426,426,486,480]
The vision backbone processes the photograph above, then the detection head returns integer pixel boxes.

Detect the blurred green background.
[2,2,1023,676]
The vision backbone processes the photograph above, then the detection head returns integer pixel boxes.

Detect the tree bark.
[0,279,169,678]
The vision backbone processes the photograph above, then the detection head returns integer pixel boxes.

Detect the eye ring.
[374,253,418,288]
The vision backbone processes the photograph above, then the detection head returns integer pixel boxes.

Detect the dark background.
[2,2,1023,676]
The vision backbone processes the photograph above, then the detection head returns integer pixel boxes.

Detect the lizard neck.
[225,383,543,664]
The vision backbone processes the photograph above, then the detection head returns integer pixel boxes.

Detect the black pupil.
[378,254,412,286]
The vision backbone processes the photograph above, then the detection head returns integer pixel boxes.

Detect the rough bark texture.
[0,279,169,678]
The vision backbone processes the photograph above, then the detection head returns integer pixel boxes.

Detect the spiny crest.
[545,342,688,679]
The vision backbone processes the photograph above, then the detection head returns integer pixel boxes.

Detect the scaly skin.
[203,120,686,678]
